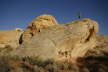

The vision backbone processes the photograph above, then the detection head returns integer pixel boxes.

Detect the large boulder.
[19,14,58,44]
[11,18,99,60]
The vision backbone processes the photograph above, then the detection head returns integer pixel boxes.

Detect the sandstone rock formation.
[19,14,58,44]
[0,14,108,72]
[0,28,23,48]
[11,18,99,61]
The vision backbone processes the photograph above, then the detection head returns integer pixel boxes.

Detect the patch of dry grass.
[0,56,108,72]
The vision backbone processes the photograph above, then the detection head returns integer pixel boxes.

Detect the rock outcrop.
[11,18,99,60]
[19,14,58,44]
[0,14,108,72]
[0,28,23,48]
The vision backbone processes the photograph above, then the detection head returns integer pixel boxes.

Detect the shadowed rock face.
[19,14,58,44]
[11,18,99,60]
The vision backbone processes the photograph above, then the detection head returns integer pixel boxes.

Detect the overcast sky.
[0,0,108,35]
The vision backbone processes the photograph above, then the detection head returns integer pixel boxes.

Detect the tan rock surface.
[85,35,108,57]
[0,29,23,48]
[19,14,58,44]
[11,18,99,60]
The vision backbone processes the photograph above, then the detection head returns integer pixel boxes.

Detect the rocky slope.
[85,36,108,57]
[0,28,23,48]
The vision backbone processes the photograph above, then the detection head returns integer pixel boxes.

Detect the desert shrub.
[0,56,108,72]
[0,61,10,72]
[21,56,46,67]
[77,56,108,72]
[0,45,13,56]
[45,64,58,72]
[0,56,12,72]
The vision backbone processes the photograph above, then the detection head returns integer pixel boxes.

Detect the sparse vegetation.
[0,45,13,56]
[0,56,108,72]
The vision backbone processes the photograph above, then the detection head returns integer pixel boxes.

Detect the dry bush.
[0,56,108,72]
